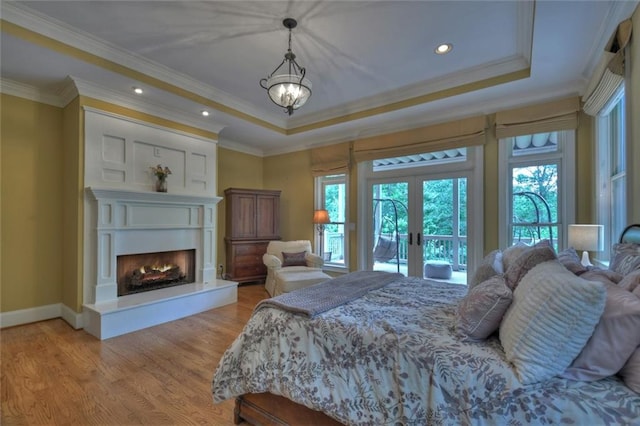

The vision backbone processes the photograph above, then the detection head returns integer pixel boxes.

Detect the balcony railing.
[324,233,467,271]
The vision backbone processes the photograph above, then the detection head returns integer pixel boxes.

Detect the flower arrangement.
[150,164,172,181]
[150,164,171,192]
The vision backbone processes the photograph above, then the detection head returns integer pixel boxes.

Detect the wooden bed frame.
[234,224,640,426]
[234,393,343,425]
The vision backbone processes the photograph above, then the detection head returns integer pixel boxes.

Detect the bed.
[212,225,640,425]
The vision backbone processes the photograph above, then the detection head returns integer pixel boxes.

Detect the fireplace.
[117,249,196,296]
[80,110,236,340]
[83,187,237,340]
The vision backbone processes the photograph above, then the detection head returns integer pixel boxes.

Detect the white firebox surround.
[82,108,237,339]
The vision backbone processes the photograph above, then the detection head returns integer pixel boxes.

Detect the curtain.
[310,141,351,176]
[495,96,580,139]
[582,19,632,116]
[353,115,486,163]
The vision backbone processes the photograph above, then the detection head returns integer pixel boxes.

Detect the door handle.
[408,232,413,245]
[417,233,421,246]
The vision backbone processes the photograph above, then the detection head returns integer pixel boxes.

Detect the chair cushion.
[274,269,331,295]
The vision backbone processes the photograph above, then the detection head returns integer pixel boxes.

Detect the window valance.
[495,96,580,139]
[582,19,632,116]
[353,116,486,162]
[310,141,351,176]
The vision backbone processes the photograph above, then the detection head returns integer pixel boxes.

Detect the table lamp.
[567,224,604,267]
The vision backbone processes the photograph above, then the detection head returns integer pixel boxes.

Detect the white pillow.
[499,260,606,384]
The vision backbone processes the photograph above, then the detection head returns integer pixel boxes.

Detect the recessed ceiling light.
[435,43,453,55]
[133,87,143,94]
[201,110,210,117]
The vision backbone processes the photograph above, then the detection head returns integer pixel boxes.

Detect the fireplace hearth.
[117,249,196,297]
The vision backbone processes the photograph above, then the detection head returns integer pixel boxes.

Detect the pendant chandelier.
[260,18,312,116]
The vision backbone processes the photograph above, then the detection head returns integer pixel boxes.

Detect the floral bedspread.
[212,276,640,425]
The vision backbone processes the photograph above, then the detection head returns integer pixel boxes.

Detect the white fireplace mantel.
[86,186,222,303]
[82,186,236,339]
[87,187,222,206]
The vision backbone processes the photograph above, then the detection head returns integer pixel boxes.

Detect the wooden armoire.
[224,188,281,283]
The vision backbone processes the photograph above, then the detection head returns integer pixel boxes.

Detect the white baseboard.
[0,303,65,328]
[61,304,84,329]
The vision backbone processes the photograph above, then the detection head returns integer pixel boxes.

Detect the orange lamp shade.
[313,209,330,224]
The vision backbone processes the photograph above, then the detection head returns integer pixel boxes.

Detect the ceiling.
[1,1,637,156]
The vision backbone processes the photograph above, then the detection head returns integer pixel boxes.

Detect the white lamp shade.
[567,224,604,251]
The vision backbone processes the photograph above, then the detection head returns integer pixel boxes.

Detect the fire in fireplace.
[117,249,196,296]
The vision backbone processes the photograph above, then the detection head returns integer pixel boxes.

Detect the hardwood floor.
[1,283,269,426]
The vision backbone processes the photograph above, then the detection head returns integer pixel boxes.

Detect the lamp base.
[580,250,593,267]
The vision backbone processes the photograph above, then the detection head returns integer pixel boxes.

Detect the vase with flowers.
[150,164,171,192]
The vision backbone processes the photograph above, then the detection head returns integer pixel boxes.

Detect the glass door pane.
[372,182,408,275]
[421,178,468,283]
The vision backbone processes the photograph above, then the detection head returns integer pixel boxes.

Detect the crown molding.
[217,137,266,157]
[65,76,227,134]
[1,2,285,128]
[82,106,219,146]
[287,55,530,130]
[517,0,535,67]
[1,1,539,135]
[287,1,534,130]
[0,78,66,107]
[258,79,584,157]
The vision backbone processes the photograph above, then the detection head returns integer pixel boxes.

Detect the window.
[316,174,348,269]
[596,87,626,260]
[499,131,575,251]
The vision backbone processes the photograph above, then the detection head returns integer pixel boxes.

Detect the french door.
[368,174,469,279]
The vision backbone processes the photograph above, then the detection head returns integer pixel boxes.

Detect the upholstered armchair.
[263,240,325,296]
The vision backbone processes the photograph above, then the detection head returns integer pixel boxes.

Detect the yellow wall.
[263,150,315,243]
[1,94,64,311]
[575,111,595,224]
[61,97,84,312]
[216,147,264,269]
[482,119,500,254]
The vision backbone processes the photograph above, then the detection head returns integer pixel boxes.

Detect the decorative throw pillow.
[499,259,607,385]
[469,250,503,290]
[457,275,512,341]
[533,239,552,249]
[561,282,640,381]
[610,243,640,276]
[504,246,557,290]
[619,269,640,293]
[501,240,551,272]
[557,247,588,275]
[501,242,530,271]
[281,251,307,267]
[579,269,623,287]
[619,346,640,394]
